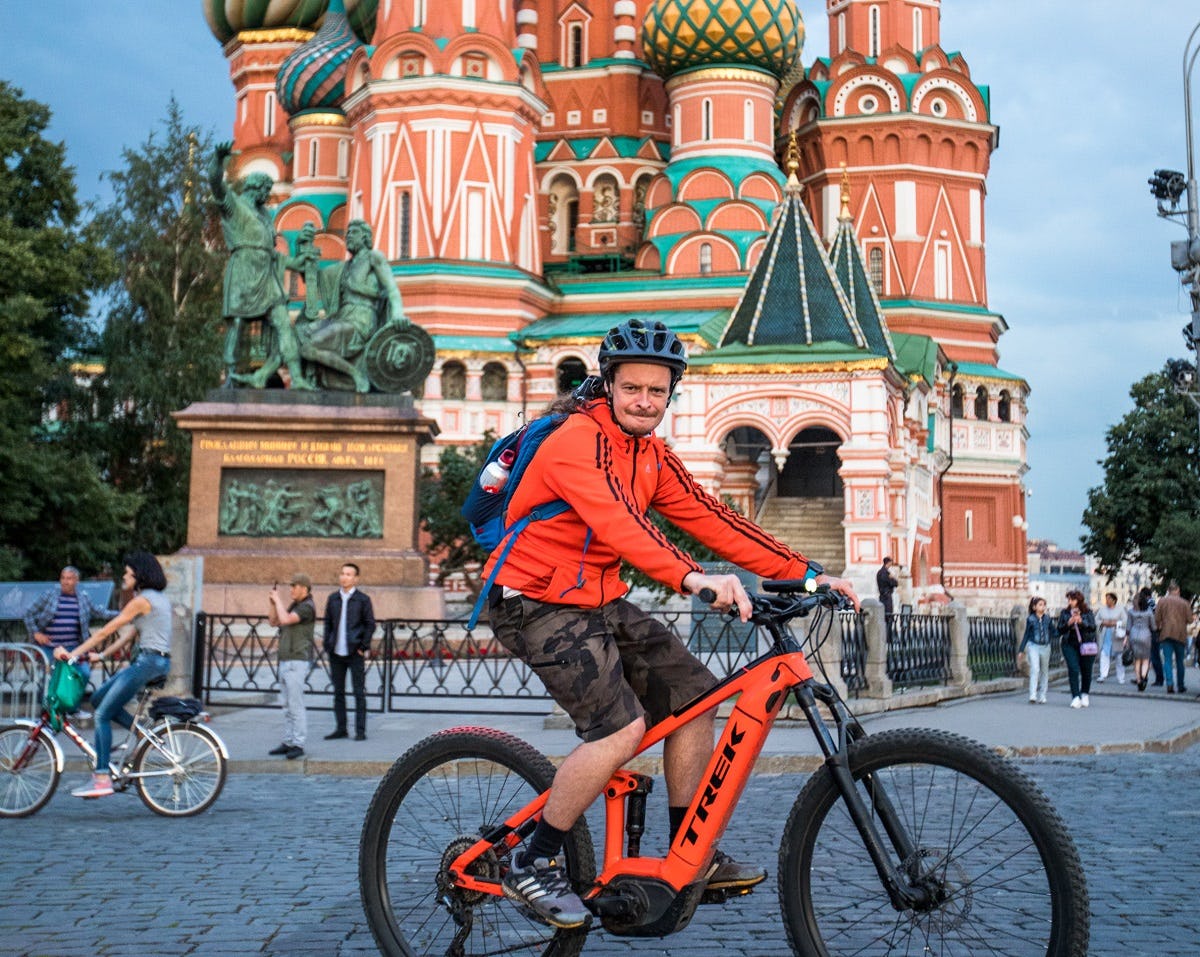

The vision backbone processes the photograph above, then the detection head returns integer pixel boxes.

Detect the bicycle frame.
[447,601,935,925]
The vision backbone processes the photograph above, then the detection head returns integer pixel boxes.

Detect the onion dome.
[275,0,362,114]
[642,0,804,80]
[203,0,378,45]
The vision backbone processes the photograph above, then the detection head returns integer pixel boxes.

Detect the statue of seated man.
[298,219,405,392]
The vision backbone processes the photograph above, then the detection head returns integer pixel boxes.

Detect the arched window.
[702,99,713,141]
[556,357,587,394]
[441,361,466,400]
[950,384,963,418]
[868,6,881,58]
[743,98,754,141]
[264,91,276,136]
[548,175,580,255]
[998,389,1012,422]
[308,142,319,178]
[699,242,712,275]
[481,362,508,401]
[414,0,426,28]
[913,8,923,51]
[837,13,846,54]
[396,189,412,260]
[868,247,883,290]
[337,139,349,178]
[974,386,989,421]
[567,22,584,68]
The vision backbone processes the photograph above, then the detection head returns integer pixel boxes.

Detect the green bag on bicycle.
[44,659,87,731]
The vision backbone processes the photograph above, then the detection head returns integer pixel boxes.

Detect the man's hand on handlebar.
[682,571,753,622]
[814,574,860,612]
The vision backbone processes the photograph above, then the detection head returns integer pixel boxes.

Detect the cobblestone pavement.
[4,745,1197,956]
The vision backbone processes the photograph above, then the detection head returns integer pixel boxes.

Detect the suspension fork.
[793,680,931,911]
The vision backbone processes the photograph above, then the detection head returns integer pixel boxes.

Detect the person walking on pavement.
[1126,590,1156,691]
[1095,591,1126,684]
[322,563,375,741]
[268,573,316,759]
[1056,589,1097,709]
[1017,596,1054,704]
[23,565,117,682]
[54,552,173,798]
[1154,581,1194,694]
[483,319,860,929]
[1145,588,1165,687]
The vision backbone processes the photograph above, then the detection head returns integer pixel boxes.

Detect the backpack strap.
[466,499,572,630]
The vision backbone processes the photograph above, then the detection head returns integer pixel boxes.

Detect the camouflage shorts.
[490,594,717,742]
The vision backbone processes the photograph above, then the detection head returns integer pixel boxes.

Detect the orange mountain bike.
[359,581,1089,957]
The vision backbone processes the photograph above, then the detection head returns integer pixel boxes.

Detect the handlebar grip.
[697,588,717,604]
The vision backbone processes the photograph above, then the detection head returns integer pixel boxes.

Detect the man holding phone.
[268,573,316,759]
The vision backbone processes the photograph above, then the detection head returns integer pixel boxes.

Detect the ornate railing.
[197,606,1017,713]
[885,613,951,688]
[968,615,1019,680]
[839,611,868,697]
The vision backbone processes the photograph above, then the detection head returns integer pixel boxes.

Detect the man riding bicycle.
[486,318,859,928]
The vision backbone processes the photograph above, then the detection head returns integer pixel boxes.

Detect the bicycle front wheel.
[359,726,596,957]
[779,728,1088,957]
[0,724,59,817]
[132,722,226,817]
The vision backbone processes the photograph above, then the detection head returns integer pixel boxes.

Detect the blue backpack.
[461,412,592,628]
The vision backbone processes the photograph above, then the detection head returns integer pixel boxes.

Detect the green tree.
[0,81,134,578]
[1081,362,1200,594]
[82,101,225,553]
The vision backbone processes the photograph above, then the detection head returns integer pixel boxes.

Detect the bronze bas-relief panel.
[218,468,384,539]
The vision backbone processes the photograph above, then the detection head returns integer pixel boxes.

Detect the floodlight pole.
[1184,21,1200,435]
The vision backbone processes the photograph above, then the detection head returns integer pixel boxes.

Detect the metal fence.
[885,613,952,688]
[968,615,1019,681]
[0,643,48,721]
[197,607,1020,713]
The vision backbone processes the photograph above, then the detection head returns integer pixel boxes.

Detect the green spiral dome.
[203,0,378,45]
[642,0,804,79]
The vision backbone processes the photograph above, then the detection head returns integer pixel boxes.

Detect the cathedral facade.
[203,0,1029,610]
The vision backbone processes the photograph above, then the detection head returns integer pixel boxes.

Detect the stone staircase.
[757,497,846,575]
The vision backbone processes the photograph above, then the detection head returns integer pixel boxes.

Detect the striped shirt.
[46,594,82,649]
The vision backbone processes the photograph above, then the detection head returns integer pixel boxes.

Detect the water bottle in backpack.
[479,449,516,493]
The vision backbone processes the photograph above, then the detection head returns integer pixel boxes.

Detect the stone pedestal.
[173,390,443,618]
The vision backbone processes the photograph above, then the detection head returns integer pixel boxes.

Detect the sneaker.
[324,730,348,740]
[1029,697,1037,705]
[285,746,304,760]
[1037,696,1047,704]
[269,743,291,756]
[706,850,767,892]
[1080,694,1089,707]
[71,774,114,799]
[1168,687,1176,694]
[1069,697,1082,709]
[502,854,590,929]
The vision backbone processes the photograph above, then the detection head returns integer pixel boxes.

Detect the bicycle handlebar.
[696,580,853,626]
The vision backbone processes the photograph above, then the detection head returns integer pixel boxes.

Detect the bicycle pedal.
[699,885,755,905]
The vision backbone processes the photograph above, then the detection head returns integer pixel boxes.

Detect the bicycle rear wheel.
[132,722,226,817]
[359,726,596,957]
[0,724,59,817]
[779,728,1088,957]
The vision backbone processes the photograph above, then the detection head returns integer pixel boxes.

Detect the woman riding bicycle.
[54,551,173,799]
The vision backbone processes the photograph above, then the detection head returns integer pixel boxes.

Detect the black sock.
[668,805,689,842]
[523,818,569,865]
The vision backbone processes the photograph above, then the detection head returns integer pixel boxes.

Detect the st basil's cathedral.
[202,0,1029,610]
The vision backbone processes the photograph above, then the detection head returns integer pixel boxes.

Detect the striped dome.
[642,0,804,79]
[203,0,378,44]
[275,0,361,114]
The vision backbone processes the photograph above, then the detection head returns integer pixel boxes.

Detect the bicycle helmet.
[597,318,688,390]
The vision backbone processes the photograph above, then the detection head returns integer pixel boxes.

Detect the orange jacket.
[483,399,811,607]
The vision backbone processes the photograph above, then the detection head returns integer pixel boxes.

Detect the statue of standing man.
[208,142,313,390]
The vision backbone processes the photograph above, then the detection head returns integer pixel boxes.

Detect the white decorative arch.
[703,386,852,448]
[785,87,821,132]
[583,164,627,189]
[538,165,584,190]
[831,73,904,116]
[911,78,979,122]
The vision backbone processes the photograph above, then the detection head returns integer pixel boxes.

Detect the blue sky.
[2,1,1194,550]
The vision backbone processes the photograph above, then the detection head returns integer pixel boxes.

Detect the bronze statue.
[297,219,405,392]
[208,142,313,389]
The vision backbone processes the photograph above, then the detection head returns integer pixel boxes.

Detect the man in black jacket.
[323,562,376,740]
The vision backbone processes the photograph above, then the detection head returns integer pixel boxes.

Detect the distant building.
[202,0,1030,609]
[1027,539,1090,611]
